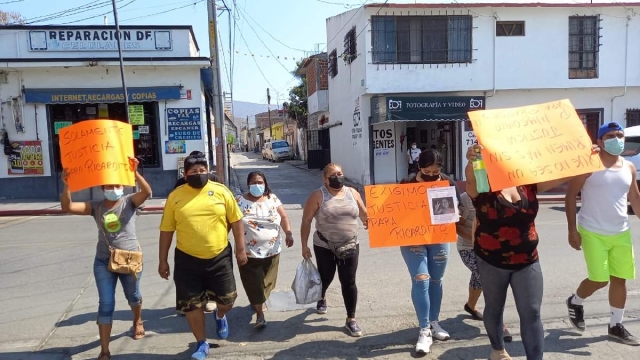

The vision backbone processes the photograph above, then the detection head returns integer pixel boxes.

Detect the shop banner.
[24,86,181,104]
[167,108,202,140]
[28,29,172,52]
[364,181,457,248]
[468,99,604,191]
[383,96,486,122]
[8,141,44,175]
[59,120,135,192]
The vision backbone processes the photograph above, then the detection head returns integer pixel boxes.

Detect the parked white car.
[266,140,293,162]
[622,125,640,190]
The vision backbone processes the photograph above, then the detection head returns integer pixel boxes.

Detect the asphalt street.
[0,152,640,359]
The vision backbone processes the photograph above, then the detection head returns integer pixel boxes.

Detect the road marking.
[0,216,38,229]
[36,273,94,351]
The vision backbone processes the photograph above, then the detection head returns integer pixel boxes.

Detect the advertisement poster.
[165,140,186,154]
[8,140,45,175]
[129,105,145,125]
[167,108,202,140]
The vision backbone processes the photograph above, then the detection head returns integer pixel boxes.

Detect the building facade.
[296,53,331,169]
[326,2,640,185]
[0,25,211,200]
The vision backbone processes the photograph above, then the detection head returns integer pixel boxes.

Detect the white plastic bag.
[291,259,323,305]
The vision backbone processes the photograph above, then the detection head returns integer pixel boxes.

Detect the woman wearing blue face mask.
[236,171,294,328]
[60,156,152,360]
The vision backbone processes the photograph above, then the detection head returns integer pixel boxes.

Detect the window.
[371,15,472,64]
[576,110,601,143]
[626,109,640,127]
[343,26,357,64]
[329,49,338,78]
[496,21,525,36]
[569,16,600,79]
[49,102,160,172]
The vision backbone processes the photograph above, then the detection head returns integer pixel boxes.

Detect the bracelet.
[569,231,578,235]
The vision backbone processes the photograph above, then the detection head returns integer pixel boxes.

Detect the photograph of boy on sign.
[433,197,455,215]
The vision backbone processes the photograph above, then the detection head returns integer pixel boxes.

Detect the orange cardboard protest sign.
[364,181,457,248]
[59,120,135,192]
[468,99,604,191]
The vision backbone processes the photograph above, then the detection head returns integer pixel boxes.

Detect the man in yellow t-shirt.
[158,151,245,360]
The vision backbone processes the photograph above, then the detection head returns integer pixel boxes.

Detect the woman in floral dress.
[236,171,294,327]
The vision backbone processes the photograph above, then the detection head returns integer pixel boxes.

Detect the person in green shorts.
[565,122,640,346]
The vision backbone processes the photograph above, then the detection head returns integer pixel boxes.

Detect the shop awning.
[370,95,486,124]
[24,86,182,104]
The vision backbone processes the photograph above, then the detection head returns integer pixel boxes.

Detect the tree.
[284,61,308,129]
[0,10,25,25]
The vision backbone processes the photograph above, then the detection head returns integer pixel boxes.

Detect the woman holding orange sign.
[398,149,461,355]
[465,144,598,360]
[60,156,152,360]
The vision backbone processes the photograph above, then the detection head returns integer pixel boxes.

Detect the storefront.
[369,95,486,184]
[0,25,211,200]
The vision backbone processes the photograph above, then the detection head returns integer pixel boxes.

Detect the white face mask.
[411,145,417,149]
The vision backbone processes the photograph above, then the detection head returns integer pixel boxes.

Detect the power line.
[235,2,308,52]
[352,0,388,42]
[322,0,369,52]
[235,5,294,74]
[23,1,114,24]
[61,0,137,25]
[120,0,204,23]
[235,24,276,90]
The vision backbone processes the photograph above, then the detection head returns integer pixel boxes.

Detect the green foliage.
[283,61,308,129]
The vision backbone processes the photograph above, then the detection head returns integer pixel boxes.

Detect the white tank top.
[578,160,632,235]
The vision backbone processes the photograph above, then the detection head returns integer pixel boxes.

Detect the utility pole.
[267,88,272,140]
[111,0,130,122]
[207,0,229,185]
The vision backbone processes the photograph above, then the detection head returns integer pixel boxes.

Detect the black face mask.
[421,173,440,182]
[328,175,345,190]
[186,174,208,189]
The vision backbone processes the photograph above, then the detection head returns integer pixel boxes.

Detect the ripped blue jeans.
[400,244,450,328]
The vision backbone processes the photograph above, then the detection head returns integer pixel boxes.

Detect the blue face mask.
[603,137,624,156]
[104,188,124,201]
[249,184,265,197]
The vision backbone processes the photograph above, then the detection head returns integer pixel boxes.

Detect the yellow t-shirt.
[160,181,243,259]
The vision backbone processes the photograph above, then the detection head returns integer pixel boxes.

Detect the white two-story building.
[0,25,213,200]
[326,1,640,185]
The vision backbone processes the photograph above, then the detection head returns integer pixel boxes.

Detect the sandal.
[254,316,266,329]
[132,321,145,340]
[98,352,111,360]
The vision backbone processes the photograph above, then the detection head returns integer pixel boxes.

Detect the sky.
[1,0,623,105]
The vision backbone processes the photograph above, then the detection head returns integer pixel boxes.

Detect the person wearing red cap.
[565,122,640,346]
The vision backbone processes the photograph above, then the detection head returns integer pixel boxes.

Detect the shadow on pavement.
[439,329,607,359]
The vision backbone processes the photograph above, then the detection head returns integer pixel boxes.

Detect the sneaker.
[190,340,210,360]
[345,319,362,337]
[503,326,512,343]
[566,295,586,331]
[464,303,483,320]
[416,327,433,354]
[430,321,450,341]
[316,299,327,314]
[609,323,640,346]
[213,309,229,339]
[254,316,266,329]
[204,301,216,313]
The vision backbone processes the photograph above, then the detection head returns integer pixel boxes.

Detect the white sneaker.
[430,321,450,341]
[416,327,433,354]
[204,301,217,313]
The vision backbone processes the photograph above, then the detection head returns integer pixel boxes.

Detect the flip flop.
[132,321,145,340]
[254,316,266,329]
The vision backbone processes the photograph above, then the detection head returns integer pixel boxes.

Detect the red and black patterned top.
[472,184,539,270]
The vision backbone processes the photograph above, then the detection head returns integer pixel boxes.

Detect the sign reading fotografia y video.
[28,29,173,52]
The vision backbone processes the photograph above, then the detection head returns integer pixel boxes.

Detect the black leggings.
[313,244,359,318]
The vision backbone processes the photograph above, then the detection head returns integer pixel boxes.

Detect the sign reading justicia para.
[28,29,173,52]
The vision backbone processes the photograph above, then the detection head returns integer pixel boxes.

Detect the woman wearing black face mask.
[301,163,368,337]
[398,150,462,354]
